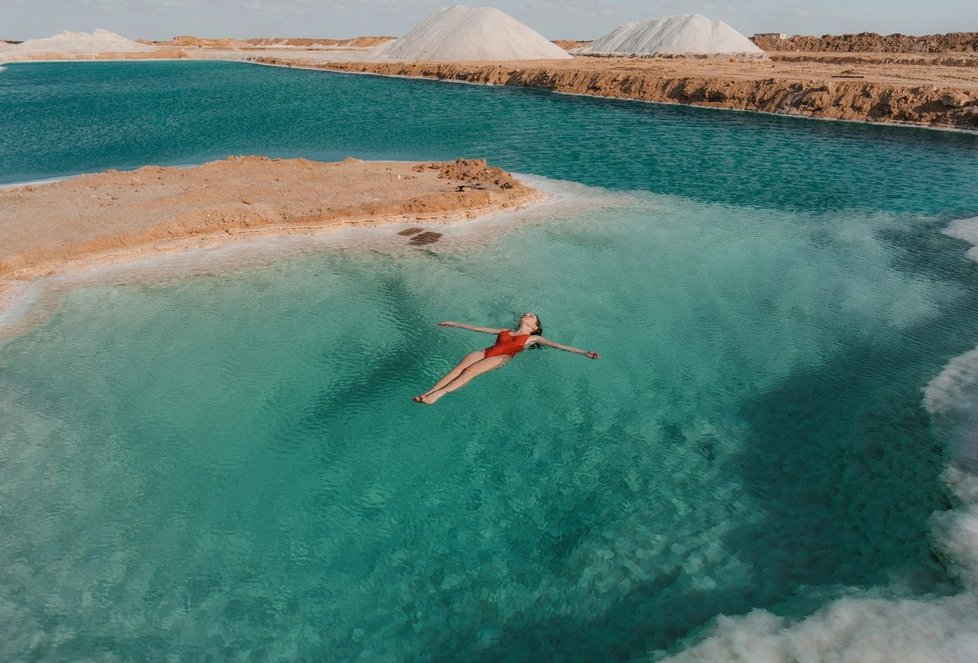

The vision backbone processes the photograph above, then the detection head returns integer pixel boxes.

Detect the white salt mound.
[579,14,763,57]
[372,5,570,61]
[5,29,153,53]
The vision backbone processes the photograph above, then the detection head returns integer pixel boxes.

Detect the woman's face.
[520,312,539,331]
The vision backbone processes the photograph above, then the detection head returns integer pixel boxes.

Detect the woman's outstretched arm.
[530,336,600,359]
[438,321,506,334]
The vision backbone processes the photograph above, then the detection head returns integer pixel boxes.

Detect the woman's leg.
[417,350,485,399]
[422,356,509,404]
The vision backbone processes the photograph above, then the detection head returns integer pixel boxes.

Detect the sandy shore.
[253,54,978,130]
[0,156,540,284]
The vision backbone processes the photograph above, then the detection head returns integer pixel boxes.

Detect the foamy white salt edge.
[943,216,978,262]
[578,14,763,57]
[662,463,978,663]
[0,175,629,342]
[370,5,570,61]
[927,216,978,466]
[660,217,978,663]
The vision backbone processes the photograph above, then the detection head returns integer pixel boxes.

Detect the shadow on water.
[731,336,954,593]
[270,273,435,451]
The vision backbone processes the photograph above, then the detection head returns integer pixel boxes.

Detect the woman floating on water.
[413,312,600,405]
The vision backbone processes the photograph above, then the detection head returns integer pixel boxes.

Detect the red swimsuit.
[484,330,531,359]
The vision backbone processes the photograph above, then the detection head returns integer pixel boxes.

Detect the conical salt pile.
[579,14,763,57]
[6,29,153,53]
[372,5,571,61]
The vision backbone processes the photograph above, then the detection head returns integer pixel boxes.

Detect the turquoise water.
[2,61,978,660]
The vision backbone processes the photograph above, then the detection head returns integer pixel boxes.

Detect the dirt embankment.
[245,36,394,48]
[144,35,395,50]
[770,52,978,68]
[1,49,190,62]
[553,40,591,51]
[145,35,251,49]
[0,157,539,279]
[254,56,978,130]
[753,32,978,53]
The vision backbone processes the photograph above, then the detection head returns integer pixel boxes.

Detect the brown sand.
[140,35,395,50]
[242,36,395,48]
[553,40,591,51]
[0,157,540,282]
[253,53,978,130]
[0,48,191,62]
[752,32,978,53]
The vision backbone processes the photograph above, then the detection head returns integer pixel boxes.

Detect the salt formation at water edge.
[1,29,154,53]
[371,5,571,61]
[578,14,764,57]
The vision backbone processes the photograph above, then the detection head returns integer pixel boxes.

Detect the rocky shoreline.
[253,56,978,131]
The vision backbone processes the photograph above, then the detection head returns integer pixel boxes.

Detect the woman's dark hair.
[529,315,544,349]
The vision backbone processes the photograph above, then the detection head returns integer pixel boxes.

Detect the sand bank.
[0,157,540,284]
[253,54,978,130]
[0,49,191,62]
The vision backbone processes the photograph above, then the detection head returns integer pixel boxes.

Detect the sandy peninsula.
[0,157,540,282]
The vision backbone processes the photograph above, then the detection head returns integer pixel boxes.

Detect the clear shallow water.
[2,62,978,660]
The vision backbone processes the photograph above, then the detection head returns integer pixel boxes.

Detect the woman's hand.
[585,351,600,360]
[437,321,456,328]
